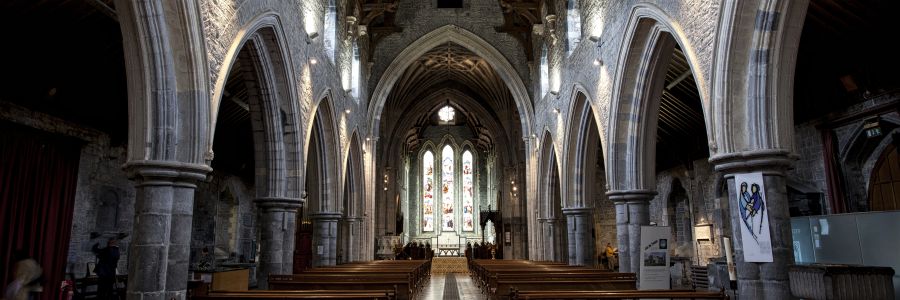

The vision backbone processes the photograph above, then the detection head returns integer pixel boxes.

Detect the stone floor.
[418,273,486,300]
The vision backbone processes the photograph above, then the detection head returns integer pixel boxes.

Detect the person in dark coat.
[92,237,120,299]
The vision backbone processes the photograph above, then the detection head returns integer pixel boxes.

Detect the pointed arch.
[209,13,301,159]
[606,4,712,192]
[306,95,340,213]
[564,88,606,209]
[367,25,534,137]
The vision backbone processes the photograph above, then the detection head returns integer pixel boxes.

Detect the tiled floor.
[418,273,486,300]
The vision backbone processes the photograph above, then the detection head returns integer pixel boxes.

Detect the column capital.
[310,212,343,221]
[562,207,593,216]
[254,197,303,210]
[123,160,211,185]
[709,149,796,176]
[606,189,656,203]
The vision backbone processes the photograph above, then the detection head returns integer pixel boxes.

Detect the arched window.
[462,150,474,231]
[422,150,435,232]
[441,145,455,231]
[540,44,549,97]
[565,0,582,55]
[350,40,361,99]
[323,0,337,62]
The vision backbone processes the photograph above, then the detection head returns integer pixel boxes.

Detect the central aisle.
[419,273,485,300]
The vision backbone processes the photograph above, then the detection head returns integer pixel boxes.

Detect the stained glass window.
[441,145,455,231]
[422,151,434,232]
[462,150,474,231]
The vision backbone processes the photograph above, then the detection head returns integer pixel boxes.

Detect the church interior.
[1,0,899,299]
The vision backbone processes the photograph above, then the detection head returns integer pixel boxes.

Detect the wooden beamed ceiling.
[496,0,543,61]
[357,0,402,59]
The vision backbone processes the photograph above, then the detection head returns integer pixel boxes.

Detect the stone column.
[563,207,594,266]
[535,218,546,261]
[345,217,363,262]
[711,150,794,299]
[539,218,557,261]
[606,190,656,275]
[311,212,342,266]
[124,162,209,300]
[254,197,302,289]
[166,180,202,300]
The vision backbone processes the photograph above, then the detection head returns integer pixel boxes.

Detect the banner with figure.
[734,172,773,262]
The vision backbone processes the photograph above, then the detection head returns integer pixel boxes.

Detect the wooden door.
[869,144,900,211]
[293,222,313,274]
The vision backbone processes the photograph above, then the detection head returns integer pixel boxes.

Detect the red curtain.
[821,129,847,214]
[1,123,81,300]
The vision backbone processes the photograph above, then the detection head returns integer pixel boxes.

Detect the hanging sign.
[639,226,671,290]
[733,172,773,262]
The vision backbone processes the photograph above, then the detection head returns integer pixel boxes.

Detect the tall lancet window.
[323,0,337,62]
[350,41,360,99]
[566,0,582,56]
[462,150,474,231]
[441,145,455,231]
[422,151,435,232]
[540,44,549,97]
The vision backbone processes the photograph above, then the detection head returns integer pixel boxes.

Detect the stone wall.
[649,159,723,266]
[0,101,135,278]
[191,172,257,265]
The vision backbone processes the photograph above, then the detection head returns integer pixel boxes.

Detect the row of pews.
[468,259,729,299]
[191,259,431,299]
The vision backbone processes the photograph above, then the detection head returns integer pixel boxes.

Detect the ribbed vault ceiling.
[384,42,514,118]
[381,42,518,154]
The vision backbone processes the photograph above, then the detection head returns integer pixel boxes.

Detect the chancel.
[1,0,899,299]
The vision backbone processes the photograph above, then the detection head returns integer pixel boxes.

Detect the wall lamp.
[589,36,604,67]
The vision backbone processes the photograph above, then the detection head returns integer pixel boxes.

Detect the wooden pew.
[510,289,729,299]
[267,259,431,300]
[486,272,636,297]
[193,289,396,299]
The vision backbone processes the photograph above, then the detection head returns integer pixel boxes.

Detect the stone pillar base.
[311,212,342,267]
[254,197,302,289]
[563,207,594,266]
[607,189,656,277]
[124,160,210,300]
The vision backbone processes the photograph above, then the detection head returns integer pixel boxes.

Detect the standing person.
[92,237,120,300]
[197,247,215,271]
[4,250,43,300]
[604,243,617,271]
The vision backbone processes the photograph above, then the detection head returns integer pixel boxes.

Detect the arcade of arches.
[1,0,899,299]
